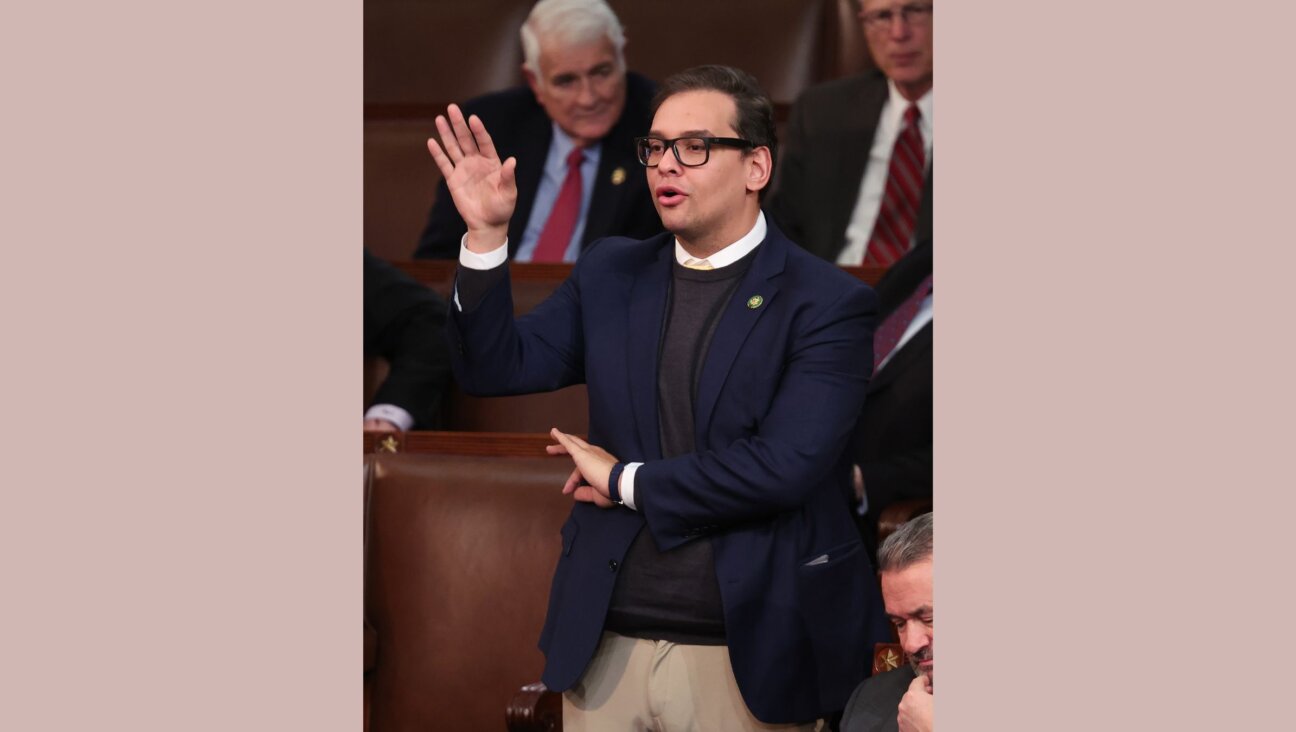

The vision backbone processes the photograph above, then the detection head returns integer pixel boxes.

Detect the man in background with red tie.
[414,0,662,261]
[849,236,932,557]
[768,0,933,267]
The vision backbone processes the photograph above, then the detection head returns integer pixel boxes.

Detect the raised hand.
[426,104,518,251]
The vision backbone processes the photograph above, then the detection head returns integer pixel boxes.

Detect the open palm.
[426,103,518,234]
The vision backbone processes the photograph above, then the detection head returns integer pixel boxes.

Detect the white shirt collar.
[673,211,767,269]
[885,82,932,141]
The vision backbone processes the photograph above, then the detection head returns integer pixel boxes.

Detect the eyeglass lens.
[639,138,711,167]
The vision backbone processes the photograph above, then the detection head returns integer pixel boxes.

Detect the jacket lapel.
[507,119,552,256]
[625,239,673,460]
[692,232,787,440]
[583,148,629,246]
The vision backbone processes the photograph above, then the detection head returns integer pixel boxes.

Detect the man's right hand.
[896,674,933,732]
[426,103,517,252]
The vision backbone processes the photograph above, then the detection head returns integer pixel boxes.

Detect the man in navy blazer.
[428,65,891,728]
[413,0,661,260]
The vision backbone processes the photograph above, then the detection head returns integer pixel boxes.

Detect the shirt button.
[608,560,618,572]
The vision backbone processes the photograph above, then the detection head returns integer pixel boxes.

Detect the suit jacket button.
[608,560,618,572]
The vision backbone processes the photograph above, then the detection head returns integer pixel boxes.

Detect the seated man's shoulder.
[840,666,917,732]
[796,69,888,109]
[459,84,542,125]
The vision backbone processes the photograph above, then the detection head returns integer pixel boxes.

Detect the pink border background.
[6,1,360,728]
[8,0,1295,728]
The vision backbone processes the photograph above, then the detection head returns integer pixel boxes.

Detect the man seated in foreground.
[841,512,933,732]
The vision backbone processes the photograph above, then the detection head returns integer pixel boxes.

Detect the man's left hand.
[897,674,933,732]
[547,428,618,508]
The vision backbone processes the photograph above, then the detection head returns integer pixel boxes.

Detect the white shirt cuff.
[459,234,509,269]
[621,462,643,511]
[364,404,415,432]
[454,234,509,311]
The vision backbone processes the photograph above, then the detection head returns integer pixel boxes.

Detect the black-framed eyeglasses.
[860,2,933,30]
[634,136,755,168]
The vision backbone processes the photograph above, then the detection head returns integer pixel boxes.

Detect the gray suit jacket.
[839,666,917,732]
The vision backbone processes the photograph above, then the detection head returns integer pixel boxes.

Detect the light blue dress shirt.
[512,123,602,263]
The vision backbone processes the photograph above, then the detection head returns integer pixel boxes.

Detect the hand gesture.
[426,103,518,250]
[547,428,619,509]
[896,674,933,732]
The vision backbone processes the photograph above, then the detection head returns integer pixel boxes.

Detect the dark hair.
[877,512,933,573]
[651,65,777,198]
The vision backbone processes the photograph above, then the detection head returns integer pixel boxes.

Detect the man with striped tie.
[769,1,933,267]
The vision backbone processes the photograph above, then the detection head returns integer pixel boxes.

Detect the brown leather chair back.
[824,0,878,80]
[364,118,442,261]
[447,385,590,434]
[364,0,532,107]
[608,0,831,107]
[364,446,574,730]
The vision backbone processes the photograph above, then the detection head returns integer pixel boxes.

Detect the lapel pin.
[611,167,627,185]
[746,295,764,309]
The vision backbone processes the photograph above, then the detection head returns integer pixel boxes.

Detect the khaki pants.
[562,632,821,732]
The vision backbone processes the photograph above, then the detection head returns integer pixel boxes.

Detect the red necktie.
[531,146,585,263]
[864,105,925,267]
[873,273,932,371]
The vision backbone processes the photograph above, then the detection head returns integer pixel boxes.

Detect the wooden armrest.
[877,499,932,548]
[506,682,562,732]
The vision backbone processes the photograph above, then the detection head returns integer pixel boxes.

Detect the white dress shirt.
[837,84,932,266]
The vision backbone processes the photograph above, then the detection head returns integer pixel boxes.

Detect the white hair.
[520,0,626,80]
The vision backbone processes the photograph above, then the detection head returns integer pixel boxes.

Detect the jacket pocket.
[797,539,868,690]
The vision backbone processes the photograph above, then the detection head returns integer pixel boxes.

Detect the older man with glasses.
[427,64,892,729]
[769,1,933,267]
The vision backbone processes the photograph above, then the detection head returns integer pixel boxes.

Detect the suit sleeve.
[636,283,877,551]
[445,263,586,396]
[364,251,453,427]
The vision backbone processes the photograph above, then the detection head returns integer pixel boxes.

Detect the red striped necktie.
[873,273,933,371]
[864,105,925,267]
[531,146,585,263]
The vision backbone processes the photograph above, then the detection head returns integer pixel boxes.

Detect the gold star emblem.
[379,435,399,453]
[746,295,764,309]
[611,167,626,185]
[881,648,900,671]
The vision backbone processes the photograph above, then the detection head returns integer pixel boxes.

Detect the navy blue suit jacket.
[446,223,892,724]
